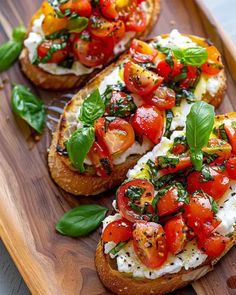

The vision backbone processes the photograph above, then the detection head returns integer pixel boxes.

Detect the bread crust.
[20,0,160,90]
[48,34,226,196]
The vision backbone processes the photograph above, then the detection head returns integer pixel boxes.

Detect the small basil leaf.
[66,126,95,172]
[79,89,105,125]
[67,17,89,33]
[56,204,108,237]
[11,85,46,133]
[0,41,22,72]
[175,47,208,67]
[12,25,26,43]
[186,101,215,171]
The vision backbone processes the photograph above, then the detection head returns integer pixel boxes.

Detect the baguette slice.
[95,113,236,295]
[20,0,160,90]
[48,33,226,196]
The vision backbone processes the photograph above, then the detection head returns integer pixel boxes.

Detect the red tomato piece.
[226,157,236,180]
[157,185,184,217]
[172,144,187,155]
[187,165,230,200]
[102,218,133,243]
[133,221,168,268]
[200,46,223,76]
[124,61,163,96]
[161,157,192,175]
[157,59,183,83]
[199,235,229,258]
[145,86,176,111]
[194,218,221,243]
[130,39,158,63]
[60,0,92,17]
[117,179,155,222]
[164,215,187,255]
[37,40,69,64]
[224,124,236,154]
[100,0,118,19]
[125,5,146,32]
[179,66,198,89]
[131,105,164,144]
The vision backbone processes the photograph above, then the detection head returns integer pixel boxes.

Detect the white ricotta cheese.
[206,74,222,96]
[170,99,193,131]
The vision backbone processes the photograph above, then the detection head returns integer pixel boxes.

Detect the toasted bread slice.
[48,33,226,196]
[20,0,160,90]
[95,113,236,295]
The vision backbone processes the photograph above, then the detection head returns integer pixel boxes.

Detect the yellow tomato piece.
[116,0,130,8]
[31,8,43,24]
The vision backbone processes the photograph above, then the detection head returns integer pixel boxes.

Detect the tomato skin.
[60,0,92,17]
[224,125,236,153]
[157,186,184,217]
[194,218,221,243]
[157,60,183,83]
[37,40,69,64]
[73,36,114,67]
[133,221,168,268]
[161,157,192,175]
[172,144,187,155]
[226,157,236,180]
[145,86,176,111]
[102,219,133,243]
[202,138,232,160]
[179,66,198,89]
[199,235,229,258]
[131,105,164,144]
[130,39,158,63]
[117,179,155,222]
[124,62,163,96]
[125,5,146,32]
[164,216,187,255]
[200,46,223,76]
[187,166,230,200]
[100,0,118,19]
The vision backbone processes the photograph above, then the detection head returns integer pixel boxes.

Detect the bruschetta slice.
[48,30,226,195]
[20,0,160,90]
[96,111,236,295]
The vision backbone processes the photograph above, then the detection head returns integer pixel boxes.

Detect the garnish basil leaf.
[67,17,89,33]
[186,101,215,171]
[79,89,105,125]
[12,25,26,43]
[173,47,208,67]
[56,204,108,237]
[66,126,95,172]
[11,85,46,133]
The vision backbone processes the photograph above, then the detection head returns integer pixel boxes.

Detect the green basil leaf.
[12,25,26,43]
[186,101,215,171]
[109,241,127,255]
[125,186,145,201]
[0,41,22,72]
[56,204,108,237]
[67,16,89,33]
[11,85,46,133]
[79,89,105,125]
[174,47,208,67]
[163,109,173,138]
[66,126,95,172]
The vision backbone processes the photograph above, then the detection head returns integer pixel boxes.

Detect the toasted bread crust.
[20,0,160,90]
[95,233,236,295]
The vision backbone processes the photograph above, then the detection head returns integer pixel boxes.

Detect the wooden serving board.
[0,0,236,294]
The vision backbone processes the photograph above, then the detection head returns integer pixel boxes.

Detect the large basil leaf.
[173,47,208,67]
[12,25,26,43]
[56,204,108,237]
[67,17,89,33]
[79,89,105,125]
[11,85,46,133]
[186,101,215,170]
[66,126,95,172]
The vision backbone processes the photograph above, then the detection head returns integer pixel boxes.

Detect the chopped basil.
[201,165,213,182]
[45,29,69,40]
[175,182,189,204]
[125,186,145,201]
[105,92,136,117]
[109,242,127,255]
[146,159,159,178]
[102,83,125,105]
[152,173,173,190]
[67,16,89,33]
[210,198,219,214]
[58,56,74,68]
[219,124,229,142]
[163,109,173,138]
[203,152,218,164]
[157,155,179,169]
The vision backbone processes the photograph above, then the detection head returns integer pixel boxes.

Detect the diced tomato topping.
[145,86,176,111]
[224,124,236,154]
[157,59,183,83]
[130,39,158,63]
[161,157,192,175]
[60,0,92,17]
[100,0,118,19]
[37,40,69,64]
[202,137,232,160]
[199,235,229,258]
[179,65,198,89]
[200,46,223,76]
[125,5,146,32]
[172,144,187,155]
[102,218,133,243]
[226,156,236,180]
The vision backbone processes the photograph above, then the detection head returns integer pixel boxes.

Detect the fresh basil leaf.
[163,109,173,138]
[12,25,26,43]
[210,198,218,214]
[186,101,215,171]
[56,204,108,237]
[0,41,22,72]
[146,159,159,178]
[66,126,95,172]
[109,241,127,255]
[79,89,105,125]
[175,182,189,204]
[152,174,173,190]
[67,17,89,33]
[219,124,229,142]
[11,85,46,133]
[201,165,213,182]
[173,47,208,67]
[125,186,145,201]
[45,29,69,40]
[157,155,179,169]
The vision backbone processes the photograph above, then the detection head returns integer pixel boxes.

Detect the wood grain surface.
[0,0,236,295]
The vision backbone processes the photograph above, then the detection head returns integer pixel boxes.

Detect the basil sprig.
[0,25,26,72]
[186,101,215,171]
[66,89,105,172]
[11,85,46,133]
[56,204,108,237]
[172,47,208,67]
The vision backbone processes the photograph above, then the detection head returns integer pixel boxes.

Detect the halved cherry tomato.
[60,0,92,17]
[37,40,69,63]
[187,165,230,200]
[157,59,183,83]
[117,179,155,222]
[88,141,113,177]
[164,215,187,255]
[125,5,146,32]
[202,138,232,160]
[161,156,192,175]
[124,61,163,96]
[157,185,184,217]
[133,221,168,268]
[224,124,236,153]
[179,66,198,89]
[73,36,114,67]
[199,235,229,258]
[102,218,133,243]
[104,118,135,156]
[131,105,164,144]
[172,144,187,155]
[226,157,236,180]
[145,86,176,111]
[130,39,158,63]
[200,46,223,76]
[194,218,221,243]
[100,0,118,19]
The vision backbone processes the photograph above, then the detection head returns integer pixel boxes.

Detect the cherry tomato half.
[145,86,176,111]
[226,157,236,180]
[37,40,69,64]
[60,0,92,17]
[202,138,232,160]
[161,156,192,175]
[157,59,183,83]
[133,221,168,268]
[131,105,164,144]
[102,218,133,243]
[199,235,229,258]
[100,0,118,19]
[130,39,158,63]
[125,5,146,33]
[224,124,236,154]
[200,46,223,76]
